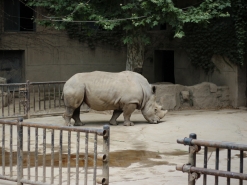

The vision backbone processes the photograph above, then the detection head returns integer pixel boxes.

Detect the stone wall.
[155,82,230,110]
[0,6,127,82]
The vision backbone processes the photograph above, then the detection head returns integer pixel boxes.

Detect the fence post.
[188,133,197,185]
[103,125,110,185]
[17,117,23,185]
[25,80,30,119]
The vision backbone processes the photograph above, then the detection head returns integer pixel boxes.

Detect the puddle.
[0,148,175,168]
[162,150,188,156]
[235,152,247,158]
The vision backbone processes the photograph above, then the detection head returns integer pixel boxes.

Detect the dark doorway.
[154,50,175,83]
[0,51,24,83]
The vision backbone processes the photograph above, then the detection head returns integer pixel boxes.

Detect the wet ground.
[0,108,247,185]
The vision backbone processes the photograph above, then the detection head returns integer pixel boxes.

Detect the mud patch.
[235,152,247,158]
[163,149,188,156]
[0,148,174,168]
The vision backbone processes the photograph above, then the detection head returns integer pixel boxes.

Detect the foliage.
[28,0,230,45]
[27,0,247,72]
[183,0,247,72]
[231,0,247,66]
[183,18,237,73]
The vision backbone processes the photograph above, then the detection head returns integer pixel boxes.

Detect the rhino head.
[141,86,167,124]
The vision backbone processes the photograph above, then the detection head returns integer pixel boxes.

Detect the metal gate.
[0,80,66,119]
[0,118,110,185]
[176,133,247,185]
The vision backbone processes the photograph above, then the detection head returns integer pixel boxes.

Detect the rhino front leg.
[109,110,123,125]
[123,104,137,126]
[72,106,85,126]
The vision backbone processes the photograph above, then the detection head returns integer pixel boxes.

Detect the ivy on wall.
[66,23,124,50]
[183,18,237,73]
[183,1,247,73]
[23,0,247,72]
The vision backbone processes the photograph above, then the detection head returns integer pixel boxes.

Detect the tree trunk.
[126,38,144,74]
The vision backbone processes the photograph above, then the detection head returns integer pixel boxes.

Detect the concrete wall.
[143,46,246,107]
[174,52,245,107]
[0,31,126,82]
[0,4,126,82]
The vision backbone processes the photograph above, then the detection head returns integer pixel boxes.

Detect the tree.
[28,0,233,72]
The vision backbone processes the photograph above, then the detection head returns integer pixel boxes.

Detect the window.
[4,0,35,32]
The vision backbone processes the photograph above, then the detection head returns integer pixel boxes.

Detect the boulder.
[154,82,230,110]
[0,77,12,108]
[0,77,7,84]
[0,90,12,108]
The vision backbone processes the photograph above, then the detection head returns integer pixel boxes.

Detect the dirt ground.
[0,108,247,185]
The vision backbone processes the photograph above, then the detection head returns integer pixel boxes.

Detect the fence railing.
[0,80,66,119]
[176,133,247,185]
[0,118,110,185]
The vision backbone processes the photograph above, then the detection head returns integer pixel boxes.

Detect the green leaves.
[26,0,246,69]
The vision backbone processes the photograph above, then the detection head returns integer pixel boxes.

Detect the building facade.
[0,0,246,108]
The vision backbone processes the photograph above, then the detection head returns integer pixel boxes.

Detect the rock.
[154,82,229,110]
[0,77,7,84]
[0,91,12,108]
[0,77,12,108]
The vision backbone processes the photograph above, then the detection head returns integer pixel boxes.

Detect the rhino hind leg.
[109,110,123,125]
[123,104,137,126]
[72,105,85,126]
[63,107,75,126]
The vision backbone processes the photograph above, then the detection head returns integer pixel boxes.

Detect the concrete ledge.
[155,82,230,110]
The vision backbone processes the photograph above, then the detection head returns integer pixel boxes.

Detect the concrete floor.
[0,108,247,185]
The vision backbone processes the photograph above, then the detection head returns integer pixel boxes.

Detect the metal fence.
[176,133,247,185]
[0,118,110,185]
[0,81,66,119]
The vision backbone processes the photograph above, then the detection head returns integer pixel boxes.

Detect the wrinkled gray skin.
[63,71,167,126]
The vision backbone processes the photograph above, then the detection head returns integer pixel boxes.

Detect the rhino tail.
[61,92,64,100]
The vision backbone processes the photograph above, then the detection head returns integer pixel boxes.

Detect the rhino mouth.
[151,118,160,124]
[146,117,160,124]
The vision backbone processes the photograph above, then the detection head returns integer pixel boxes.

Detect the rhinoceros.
[62,71,167,126]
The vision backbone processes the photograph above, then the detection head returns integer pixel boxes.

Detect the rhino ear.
[152,85,156,94]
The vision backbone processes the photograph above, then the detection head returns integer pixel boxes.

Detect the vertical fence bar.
[76,132,80,185]
[215,148,219,185]
[93,133,98,185]
[27,126,30,180]
[48,84,51,109]
[2,86,4,117]
[240,150,243,185]
[9,124,13,177]
[18,85,21,114]
[17,118,23,185]
[227,149,231,185]
[38,85,41,110]
[51,129,54,184]
[203,146,208,185]
[59,130,63,185]
[2,123,5,175]
[33,85,36,112]
[26,80,30,119]
[35,127,38,181]
[67,131,71,185]
[53,85,56,108]
[188,133,197,185]
[103,125,110,185]
[43,84,46,110]
[43,128,46,183]
[84,133,88,185]
[13,87,15,115]
[59,84,61,107]
[7,86,10,116]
